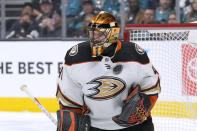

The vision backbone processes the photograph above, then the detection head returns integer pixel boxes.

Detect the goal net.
[124,23,197,131]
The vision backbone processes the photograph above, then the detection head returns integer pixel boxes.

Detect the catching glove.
[112,86,152,127]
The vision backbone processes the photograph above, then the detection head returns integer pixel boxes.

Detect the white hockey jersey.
[56,40,160,130]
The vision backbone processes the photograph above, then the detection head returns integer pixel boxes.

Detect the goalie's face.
[88,28,113,57]
[88,28,109,46]
[88,28,111,57]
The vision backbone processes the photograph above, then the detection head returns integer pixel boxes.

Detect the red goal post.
[124,23,197,131]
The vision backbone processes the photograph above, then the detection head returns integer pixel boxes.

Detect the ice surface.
[0,112,196,131]
[0,112,56,131]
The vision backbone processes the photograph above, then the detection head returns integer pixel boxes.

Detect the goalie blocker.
[57,109,91,131]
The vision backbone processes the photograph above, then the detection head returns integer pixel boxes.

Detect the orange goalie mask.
[88,11,120,57]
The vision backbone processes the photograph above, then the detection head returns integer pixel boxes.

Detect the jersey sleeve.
[138,63,161,112]
[139,63,160,95]
[130,43,160,95]
[133,43,161,112]
[56,51,85,114]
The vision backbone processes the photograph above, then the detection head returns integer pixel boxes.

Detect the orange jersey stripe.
[147,95,158,117]
[116,40,122,52]
[60,111,63,131]
[65,60,100,66]
[148,95,158,110]
[68,112,75,131]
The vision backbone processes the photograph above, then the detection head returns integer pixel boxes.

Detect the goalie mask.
[88,11,120,57]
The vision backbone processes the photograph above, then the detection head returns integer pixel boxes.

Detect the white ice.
[0,112,56,131]
[0,112,196,131]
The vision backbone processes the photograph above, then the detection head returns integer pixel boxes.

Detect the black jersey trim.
[64,41,99,66]
[65,60,100,66]
[64,41,150,66]
[64,60,150,66]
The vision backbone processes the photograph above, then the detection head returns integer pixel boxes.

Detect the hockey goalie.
[56,11,161,131]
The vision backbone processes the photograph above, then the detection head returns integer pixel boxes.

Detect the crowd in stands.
[6,0,62,39]
[3,0,197,39]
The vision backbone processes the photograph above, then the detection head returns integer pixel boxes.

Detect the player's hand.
[112,86,152,127]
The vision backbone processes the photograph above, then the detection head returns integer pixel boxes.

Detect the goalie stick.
[20,85,57,126]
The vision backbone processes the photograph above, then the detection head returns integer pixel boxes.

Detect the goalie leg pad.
[57,109,91,131]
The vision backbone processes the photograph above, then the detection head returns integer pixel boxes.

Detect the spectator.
[155,0,174,23]
[21,3,45,22]
[31,0,54,22]
[93,0,105,9]
[39,0,54,18]
[6,3,35,32]
[102,0,120,17]
[6,14,37,39]
[147,0,159,9]
[37,10,62,38]
[180,0,192,15]
[168,11,177,23]
[125,0,144,24]
[22,2,52,23]
[80,0,96,16]
[31,0,61,21]
[185,0,197,22]
[66,0,82,16]
[5,3,40,39]
[52,0,61,11]
[34,0,56,38]
[21,3,34,16]
[67,0,97,37]
[138,8,158,24]
[31,0,60,11]
[139,0,149,9]
[65,0,98,17]
[76,13,94,37]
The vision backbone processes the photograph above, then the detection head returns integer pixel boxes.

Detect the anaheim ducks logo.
[69,45,78,56]
[87,76,126,100]
[135,43,145,55]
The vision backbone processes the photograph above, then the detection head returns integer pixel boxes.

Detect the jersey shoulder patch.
[134,43,145,55]
[64,41,99,65]
[69,45,78,56]
[130,42,149,64]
